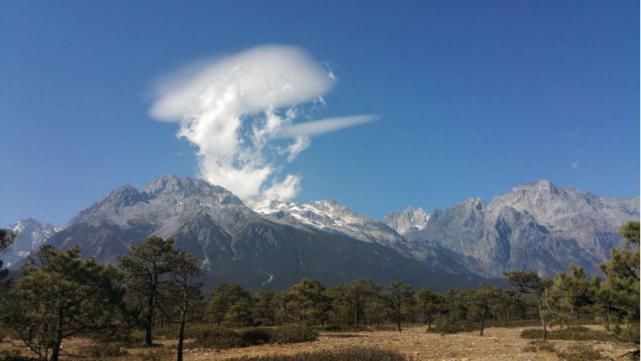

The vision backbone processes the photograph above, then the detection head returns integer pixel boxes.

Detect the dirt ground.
[1,325,635,360]
[186,325,633,361]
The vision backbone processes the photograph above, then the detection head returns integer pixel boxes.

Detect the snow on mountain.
[254,199,406,248]
[3,218,57,267]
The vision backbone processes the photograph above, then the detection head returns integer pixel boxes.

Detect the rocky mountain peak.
[384,207,430,235]
[99,185,147,208]
[4,218,56,267]
[459,197,486,211]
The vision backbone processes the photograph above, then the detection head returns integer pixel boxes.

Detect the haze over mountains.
[6,176,638,290]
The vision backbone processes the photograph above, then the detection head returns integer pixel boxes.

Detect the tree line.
[0,222,638,361]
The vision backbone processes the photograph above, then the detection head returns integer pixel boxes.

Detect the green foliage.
[279,279,330,325]
[253,288,277,326]
[193,325,318,349]
[208,283,254,326]
[269,324,318,344]
[119,236,202,351]
[598,221,640,344]
[520,326,615,342]
[222,347,407,361]
[385,282,414,331]
[2,245,124,361]
[505,271,552,340]
[0,228,15,283]
[546,265,599,327]
[415,289,443,329]
[193,327,247,349]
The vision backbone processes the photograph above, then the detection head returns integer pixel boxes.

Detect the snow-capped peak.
[254,198,405,246]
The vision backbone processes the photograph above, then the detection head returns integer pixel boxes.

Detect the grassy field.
[0,324,636,361]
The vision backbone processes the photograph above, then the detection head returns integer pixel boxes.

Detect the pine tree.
[3,245,124,361]
[119,236,178,346]
[280,279,329,325]
[386,282,413,332]
[252,288,277,326]
[504,271,551,340]
[415,289,443,330]
[598,221,639,346]
[169,251,202,361]
[208,283,253,326]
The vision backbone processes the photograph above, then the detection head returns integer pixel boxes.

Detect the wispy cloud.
[149,45,375,202]
[276,115,377,139]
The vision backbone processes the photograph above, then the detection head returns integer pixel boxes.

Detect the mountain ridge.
[5,176,638,289]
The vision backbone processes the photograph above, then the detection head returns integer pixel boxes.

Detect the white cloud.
[276,115,377,139]
[149,45,375,202]
[284,136,310,162]
[262,174,302,201]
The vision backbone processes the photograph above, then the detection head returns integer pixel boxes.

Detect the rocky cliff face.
[384,208,430,235]
[395,180,639,277]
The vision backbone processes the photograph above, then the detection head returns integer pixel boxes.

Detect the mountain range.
[4,176,638,290]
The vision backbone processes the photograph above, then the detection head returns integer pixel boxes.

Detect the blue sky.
[1,1,639,225]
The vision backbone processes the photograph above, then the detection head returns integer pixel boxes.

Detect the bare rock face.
[399,180,639,277]
[384,208,430,235]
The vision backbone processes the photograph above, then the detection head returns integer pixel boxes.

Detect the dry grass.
[0,324,635,360]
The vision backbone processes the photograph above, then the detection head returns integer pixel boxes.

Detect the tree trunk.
[177,312,186,361]
[50,341,62,361]
[538,298,547,341]
[51,308,64,361]
[480,307,488,336]
[146,291,155,347]
[396,303,402,332]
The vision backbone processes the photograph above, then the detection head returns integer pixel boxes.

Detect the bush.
[269,324,318,344]
[520,326,615,341]
[223,347,407,361]
[194,328,247,349]
[521,340,556,353]
[321,324,371,332]
[193,325,318,349]
[238,327,272,345]
[555,344,604,361]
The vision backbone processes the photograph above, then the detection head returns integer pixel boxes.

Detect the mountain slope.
[255,199,473,275]
[46,176,486,290]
